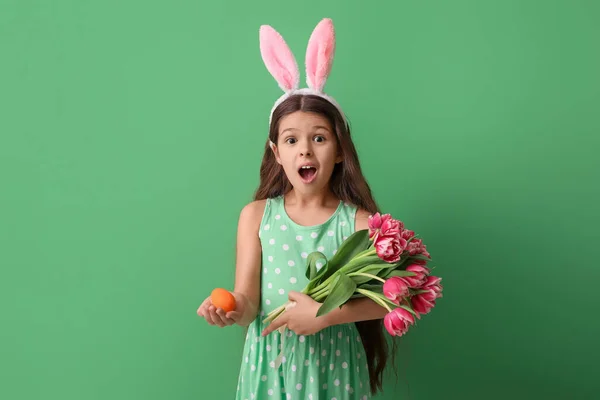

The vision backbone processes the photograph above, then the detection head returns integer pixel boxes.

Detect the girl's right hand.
[197,293,246,328]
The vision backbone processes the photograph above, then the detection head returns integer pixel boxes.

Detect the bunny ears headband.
[259,18,347,146]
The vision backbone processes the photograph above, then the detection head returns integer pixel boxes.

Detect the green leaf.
[327,229,370,269]
[316,274,356,317]
[306,256,383,297]
[350,266,387,285]
[343,254,386,274]
[304,230,376,294]
[318,254,384,288]
[357,283,384,294]
[359,289,402,309]
[382,269,417,279]
[355,288,394,311]
[411,289,430,295]
[305,251,328,281]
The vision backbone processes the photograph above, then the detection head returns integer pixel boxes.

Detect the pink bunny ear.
[305,18,336,92]
[259,25,299,93]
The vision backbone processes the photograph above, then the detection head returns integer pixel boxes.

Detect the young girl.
[198,19,395,399]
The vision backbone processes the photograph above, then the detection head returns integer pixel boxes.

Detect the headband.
[259,18,348,148]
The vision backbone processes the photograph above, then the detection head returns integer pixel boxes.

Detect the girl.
[198,19,396,399]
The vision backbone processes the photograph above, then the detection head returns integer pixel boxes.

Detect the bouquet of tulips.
[263,212,443,337]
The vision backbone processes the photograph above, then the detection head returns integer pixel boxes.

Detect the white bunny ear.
[305,18,336,92]
[259,25,300,92]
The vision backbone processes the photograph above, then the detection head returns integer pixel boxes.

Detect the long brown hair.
[253,94,398,395]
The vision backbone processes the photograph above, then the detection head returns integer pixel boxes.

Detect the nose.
[299,139,313,157]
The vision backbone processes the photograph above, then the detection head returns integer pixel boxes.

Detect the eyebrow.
[281,126,331,134]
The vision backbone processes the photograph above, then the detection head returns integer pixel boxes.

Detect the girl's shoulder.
[240,199,268,217]
[354,207,371,232]
[238,199,268,235]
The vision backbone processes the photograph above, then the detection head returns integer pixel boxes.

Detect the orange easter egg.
[211,288,236,312]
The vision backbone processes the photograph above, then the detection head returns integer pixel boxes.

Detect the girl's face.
[273,111,343,194]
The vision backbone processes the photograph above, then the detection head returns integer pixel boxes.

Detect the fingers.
[208,306,226,327]
[226,311,243,322]
[261,315,287,336]
[204,305,217,326]
[197,297,211,315]
[215,307,236,325]
[196,304,205,317]
[197,299,214,324]
[287,291,309,305]
[201,300,213,318]
[196,298,219,326]
[208,305,238,327]
[287,291,301,302]
[197,296,236,328]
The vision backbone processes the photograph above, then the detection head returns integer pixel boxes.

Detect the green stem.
[307,276,331,296]
[341,248,377,267]
[263,303,286,323]
[369,291,402,309]
[310,285,328,299]
[314,290,329,302]
[356,288,392,312]
[359,264,390,275]
[349,272,386,283]
[399,304,416,316]
[308,248,378,296]
[307,275,336,297]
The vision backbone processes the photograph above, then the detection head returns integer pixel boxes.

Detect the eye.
[285,137,297,144]
[314,135,326,143]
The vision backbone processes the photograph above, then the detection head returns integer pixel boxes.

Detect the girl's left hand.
[261,291,330,336]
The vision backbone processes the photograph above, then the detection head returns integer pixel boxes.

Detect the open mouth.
[298,165,318,183]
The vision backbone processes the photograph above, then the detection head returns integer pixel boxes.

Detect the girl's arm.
[229,200,264,326]
[320,297,388,328]
[199,200,263,327]
[261,290,387,336]
[321,207,388,326]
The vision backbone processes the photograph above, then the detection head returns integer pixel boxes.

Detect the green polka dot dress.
[235,195,372,400]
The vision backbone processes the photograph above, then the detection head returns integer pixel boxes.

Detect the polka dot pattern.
[236,195,371,399]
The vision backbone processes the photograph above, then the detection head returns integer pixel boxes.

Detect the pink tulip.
[402,229,415,240]
[368,213,388,240]
[412,258,428,266]
[381,217,403,238]
[411,275,443,318]
[384,308,415,337]
[374,235,407,263]
[383,277,410,304]
[407,238,431,259]
[368,213,383,231]
[369,213,405,242]
[403,264,430,288]
[422,275,443,298]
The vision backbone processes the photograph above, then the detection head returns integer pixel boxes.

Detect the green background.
[1,0,598,399]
